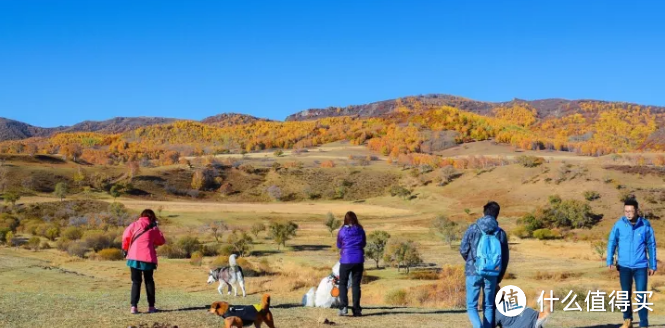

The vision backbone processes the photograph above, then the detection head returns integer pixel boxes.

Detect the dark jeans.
[131,268,155,307]
[619,266,648,327]
[339,262,363,312]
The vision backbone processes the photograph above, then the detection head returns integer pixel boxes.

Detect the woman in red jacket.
[122,209,166,314]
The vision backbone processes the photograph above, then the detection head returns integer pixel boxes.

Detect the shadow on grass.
[158,305,208,313]
[272,303,303,309]
[158,302,303,313]
[290,244,331,252]
[360,307,467,317]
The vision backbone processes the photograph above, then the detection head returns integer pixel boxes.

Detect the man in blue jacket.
[460,201,510,328]
[607,199,657,328]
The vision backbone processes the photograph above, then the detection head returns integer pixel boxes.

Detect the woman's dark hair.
[343,211,363,229]
[141,209,157,222]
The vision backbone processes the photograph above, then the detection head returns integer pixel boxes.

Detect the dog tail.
[261,293,271,312]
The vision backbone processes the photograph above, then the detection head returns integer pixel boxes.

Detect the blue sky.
[1,0,664,127]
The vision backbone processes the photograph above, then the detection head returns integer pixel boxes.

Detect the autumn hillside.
[1,95,664,168]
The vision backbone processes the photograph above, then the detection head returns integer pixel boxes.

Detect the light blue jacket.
[607,217,657,270]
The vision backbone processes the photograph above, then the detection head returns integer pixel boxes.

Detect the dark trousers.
[339,263,363,312]
[619,266,648,327]
[131,268,155,307]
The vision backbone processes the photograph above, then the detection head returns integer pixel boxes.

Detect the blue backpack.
[474,228,502,277]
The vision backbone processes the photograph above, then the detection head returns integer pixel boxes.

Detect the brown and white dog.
[209,294,275,328]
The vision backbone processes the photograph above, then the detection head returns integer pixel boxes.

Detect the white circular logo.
[495,285,527,317]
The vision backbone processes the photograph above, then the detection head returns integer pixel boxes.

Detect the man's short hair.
[624,199,639,209]
[484,201,501,218]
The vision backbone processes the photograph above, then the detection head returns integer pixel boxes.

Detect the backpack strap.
[126,224,153,256]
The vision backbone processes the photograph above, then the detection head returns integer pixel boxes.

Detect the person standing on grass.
[122,209,166,314]
[336,211,366,317]
[607,199,657,328]
[460,201,510,328]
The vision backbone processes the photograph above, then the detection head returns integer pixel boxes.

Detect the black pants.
[338,263,363,312]
[130,268,155,307]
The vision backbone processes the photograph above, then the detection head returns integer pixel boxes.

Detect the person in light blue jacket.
[607,199,657,328]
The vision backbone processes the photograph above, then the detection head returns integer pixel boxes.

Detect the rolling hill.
[286,94,665,121]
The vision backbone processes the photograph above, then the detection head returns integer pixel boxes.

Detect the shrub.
[512,225,531,239]
[201,244,219,257]
[268,221,298,250]
[218,244,236,257]
[324,212,341,237]
[83,231,115,252]
[533,228,557,240]
[61,227,83,240]
[211,255,229,267]
[177,236,201,258]
[190,251,203,266]
[45,227,60,241]
[333,185,347,199]
[366,230,391,268]
[67,241,90,258]
[592,240,607,261]
[27,237,41,251]
[156,244,187,259]
[0,227,10,243]
[517,213,544,235]
[56,239,72,251]
[385,289,408,306]
[384,240,423,273]
[250,223,266,238]
[96,248,124,261]
[516,155,544,168]
[432,216,461,248]
[406,264,466,308]
[5,231,15,246]
[227,231,253,257]
[389,186,411,199]
[320,160,335,168]
[40,241,51,250]
[583,191,601,201]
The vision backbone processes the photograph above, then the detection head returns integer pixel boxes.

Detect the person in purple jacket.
[336,211,367,317]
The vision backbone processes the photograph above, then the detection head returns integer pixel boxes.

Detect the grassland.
[1,142,665,327]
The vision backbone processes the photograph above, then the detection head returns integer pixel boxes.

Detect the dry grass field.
[2,142,665,327]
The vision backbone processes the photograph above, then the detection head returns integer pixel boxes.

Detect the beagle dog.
[210,294,275,328]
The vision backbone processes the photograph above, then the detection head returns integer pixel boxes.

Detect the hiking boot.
[338,307,348,316]
[130,306,139,314]
[620,319,632,328]
[148,307,158,313]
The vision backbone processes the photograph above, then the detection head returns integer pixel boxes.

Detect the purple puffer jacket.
[337,225,366,264]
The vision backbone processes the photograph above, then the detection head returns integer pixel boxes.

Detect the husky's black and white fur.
[207,254,247,297]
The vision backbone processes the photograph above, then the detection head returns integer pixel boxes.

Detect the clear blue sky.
[1,1,664,127]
